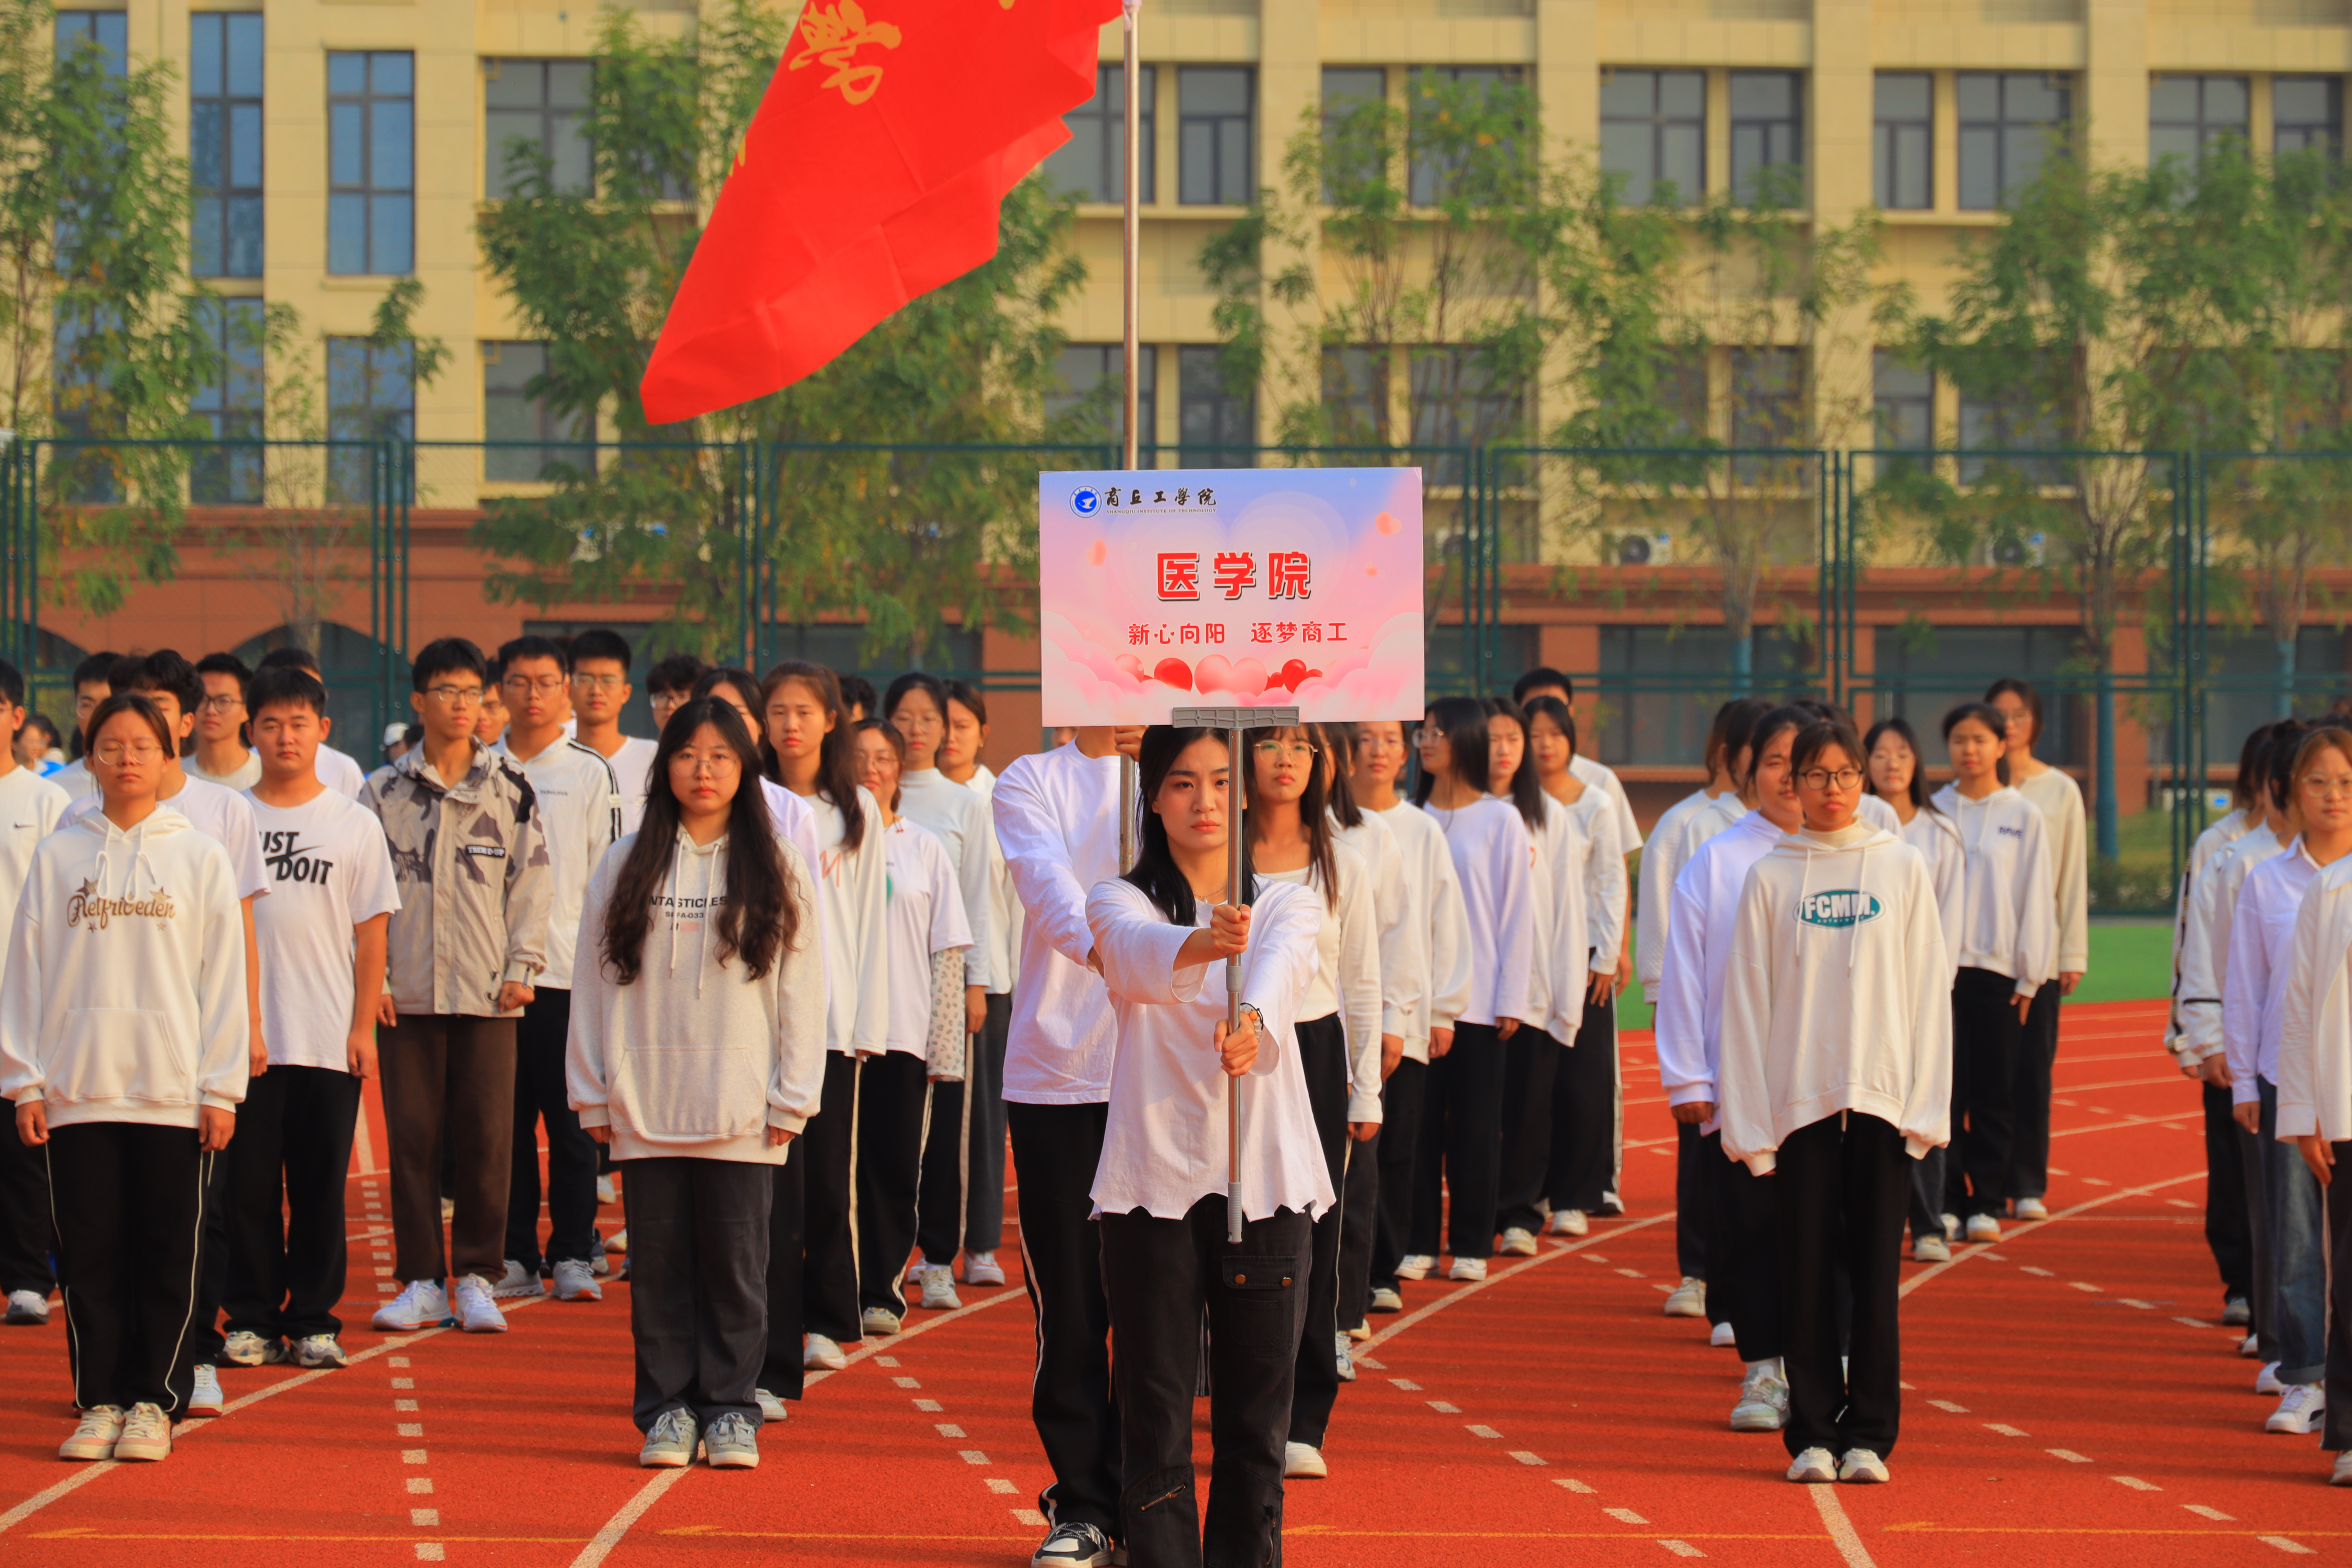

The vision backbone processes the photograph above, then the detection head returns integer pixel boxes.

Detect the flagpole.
[1118,0,1142,872]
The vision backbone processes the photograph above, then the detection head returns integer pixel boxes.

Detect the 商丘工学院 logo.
[1797,890,1882,928]
[1070,486,1101,517]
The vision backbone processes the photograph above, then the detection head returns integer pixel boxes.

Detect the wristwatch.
[1236,1003,1266,1035]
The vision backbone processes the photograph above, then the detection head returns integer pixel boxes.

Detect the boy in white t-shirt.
[221,665,399,1369]
[567,628,660,835]
[0,657,71,1326]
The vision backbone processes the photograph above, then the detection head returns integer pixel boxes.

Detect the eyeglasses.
[502,675,566,695]
[674,751,743,776]
[423,685,485,708]
[2303,777,2352,800]
[93,741,164,765]
[572,672,626,691]
[1255,739,1319,759]
[1798,768,1865,791]
[198,694,243,713]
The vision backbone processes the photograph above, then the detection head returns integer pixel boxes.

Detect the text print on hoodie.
[0,806,251,1129]
[1717,821,1953,1175]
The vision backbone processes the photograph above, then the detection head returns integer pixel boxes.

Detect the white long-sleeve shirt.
[1897,804,1966,980]
[1568,753,1643,854]
[2276,851,2352,1142]
[2224,839,2323,1105]
[1420,795,1536,1029]
[1637,788,1715,1005]
[1640,791,1746,1004]
[1085,878,1331,1221]
[897,768,997,992]
[1527,795,1591,1045]
[1332,808,1412,1042]
[2016,767,2090,976]
[1376,800,1468,1062]
[1259,837,1383,1124]
[1928,783,2058,996]
[2180,826,2288,1059]
[1568,788,1629,977]
[996,742,1122,1104]
[1655,808,1784,1111]
[802,788,890,1058]
[965,763,1018,998]
[2171,809,2261,1061]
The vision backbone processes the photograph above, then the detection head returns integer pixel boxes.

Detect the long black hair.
[758,661,867,852]
[1863,716,1933,814]
[600,699,800,986]
[852,717,906,811]
[1244,724,1339,912]
[1985,677,2043,750]
[2232,720,2282,815]
[1412,695,1488,807]
[1522,692,1579,764]
[2267,720,2315,815]
[1942,701,2011,786]
[1322,722,1363,829]
[1736,704,1815,796]
[1123,726,1257,924]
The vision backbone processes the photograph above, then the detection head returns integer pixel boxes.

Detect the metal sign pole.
[1116,0,1143,871]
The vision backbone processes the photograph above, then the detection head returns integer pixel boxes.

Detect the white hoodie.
[1928,782,2058,995]
[1896,804,1966,979]
[0,806,249,1130]
[2170,808,2260,1061]
[1375,799,1470,1062]
[2223,839,2325,1106]
[2179,825,2288,1060]
[1717,822,1952,1174]
[2276,851,2352,1142]
[1655,808,1786,1112]
[1636,788,1716,1005]
[565,829,828,1163]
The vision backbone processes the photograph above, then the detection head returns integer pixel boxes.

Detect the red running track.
[0,998,2339,1564]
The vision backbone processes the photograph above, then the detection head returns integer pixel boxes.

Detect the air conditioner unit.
[1618,531,1673,566]
[1987,531,2047,568]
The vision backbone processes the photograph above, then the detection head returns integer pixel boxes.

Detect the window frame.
[1956,71,2073,212]
[2148,73,2251,174]
[1728,70,1804,207]
[1599,68,1706,207]
[191,297,266,504]
[1046,343,1158,449]
[1872,71,1932,211]
[327,51,416,276]
[1176,66,1254,208]
[1177,344,1254,465]
[190,13,263,278]
[1045,64,1156,205]
[483,57,593,200]
[2274,74,2343,162]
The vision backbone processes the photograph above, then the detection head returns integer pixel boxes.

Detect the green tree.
[474,1,1087,664]
[0,0,219,615]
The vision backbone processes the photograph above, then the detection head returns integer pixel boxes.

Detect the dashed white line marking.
[390,1377,414,1388]
[411,1509,440,1526]
[397,1423,423,1437]
[1013,1508,1047,1528]
[388,1357,410,1367]
[414,1546,444,1562]
[1555,1478,1596,1494]
[2082,1175,2111,1185]
[1615,1268,1645,1278]
[2263,1536,2318,1555]
[1390,1378,1421,1391]
[1605,1506,1650,1524]
[2166,1198,2196,1209]
[1984,1423,2027,1437]
[1429,1400,1460,1414]
[1928,1399,1970,1414]
[2174,1317,2213,1328]
[985,1479,1017,1494]
[1658,1542,1705,1559]
[2112,1476,2160,1491]
[2185,1505,2235,1521]
[875,1356,900,1367]
[1509,1451,1545,1465]
[958,1450,989,1464]
[1466,1424,1503,1439]
[934,1423,965,1438]
[401,1449,427,1464]
[892,1376,921,1388]
[2021,1267,2054,1277]
[914,1399,942,1412]
[2069,1282,2101,1293]
[2119,1299,2154,1310]
[2047,1449,2090,1463]
[406,1479,433,1495]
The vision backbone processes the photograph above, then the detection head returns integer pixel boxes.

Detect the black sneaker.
[1031,1519,1120,1568]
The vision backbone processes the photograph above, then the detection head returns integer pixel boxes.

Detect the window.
[1044,65,1155,205]
[1409,66,1523,206]
[1730,348,1803,448]
[1321,347,1387,446]
[2276,76,2343,162]
[1177,345,1253,463]
[328,52,414,275]
[52,10,125,73]
[1321,67,1385,200]
[1729,72,1802,205]
[1594,627,1812,764]
[189,15,263,277]
[1411,347,1523,484]
[1958,375,2063,484]
[327,337,414,501]
[1873,353,1933,451]
[191,299,265,504]
[1046,343,1157,448]
[2149,75,2249,172]
[1599,69,1704,206]
[50,315,119,503]
[1957,72,2071,211]
[1872,624,2081,764]
[484,342,592,482]
[485,59,591,197]
[1873,73,1931,210]
[1178,68,1252,206]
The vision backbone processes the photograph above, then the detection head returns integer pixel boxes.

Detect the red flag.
[640,0,1119,425]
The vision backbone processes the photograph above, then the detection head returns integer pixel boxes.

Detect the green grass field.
[1612,916,2175,1033]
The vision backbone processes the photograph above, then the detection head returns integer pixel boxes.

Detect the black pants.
[1704,1130,1783,1362]
[1493,1026,1559,1236]
[857,1051,930,1316]
[2242,1118,2279,1361]
[49,1122,209,1414]
[1288,1014,1348,1449]
[1547,994,1618,1214]
[1675,1119,1710,1287]
[624,1157,771,1433]
[1410,1022,1506,1259]
[918,991,1011,1261]
[1334,1113,1379,1331]
[380,1014,517,1280]
[2202,1080,2254,1306]
[0,1109,54,1296]
[759,1146,806,1400]
[506,989,599,1270]
[1369,1058,1425,1294]
[1007,1098,1120,1538]
[1907,1146,1948,1246]
[916,1075,965,1267]
[2008,983,2061,1200]
[1778,1112,1908,1458]
[1946,968,2024,1219]
[2320,1141,2352,1450]
[191,1144,231,1364]
[799,1053,862,1343]
[1101,1199,1312,1568]
[223,1064,363,1342]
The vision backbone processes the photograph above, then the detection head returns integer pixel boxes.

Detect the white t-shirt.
[495,735,620,991]
[62,773,270,901]
[52,758,95,800]
[245,788,401,1071]
[878,816,971,1057]
[187,752,264,792]
[585,735,661,836]
[0,767,69,987]
[316,744,368,800]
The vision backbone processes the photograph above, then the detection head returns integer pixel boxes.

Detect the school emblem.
[1797,890,1882,928]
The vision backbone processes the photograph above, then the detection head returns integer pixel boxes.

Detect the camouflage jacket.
[361,740,552,1017]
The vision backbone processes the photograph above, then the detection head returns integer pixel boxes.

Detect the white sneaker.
[756,1388,790,1423]
[963,1250,1006,1287]
[861,1305,902,1337]
[803,1333,848,1372]
[2268,1383,2327,1434]
[609,1227,629,1254]
[372,1279,449,1332]
[913,1263,961,1311]
[292,1335,347,1369]
[1941,1212,1961,1241]
[1964,1213,2002,1244]
[1498,1227,1538,1257]
[1345,1318,1372,1342]
[2333,1452,2352,1487]
[596,1174,618,1206]
[553,1259,603,1302]
[1335,1331,1356,1383]
[704,1410,760,1468]
[2013,1197,2049,1221]
[2242,1332,2263,1358]
[1663,1278,1707,1318]
[452,1274,509,1334]
[1837,1447,1889,1483]
[2257,1361,2285,1396]
[491,1259,544,1299]
[1912,1235,1951,1263]
[589,1231,611,1276]
[188,1363,223,1416]
[1284,1440,1328,1479]
[114,1402,172,1461]
[639,1407,696,1468]
[220,1330,285,1366]
[1731,1365,1789,1432]
[1448,1256,1488,1282]
[58,1404,124,1460]
[1395,1254,1434,1281]
[6,1288,49,1325]
[1786,1446,1836,1483]
[1547,1209,1590,1237]
[1368,1286,1403,1313]
[1710,1321,1737,1348]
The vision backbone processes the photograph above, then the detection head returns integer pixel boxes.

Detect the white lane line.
[1897,1170,2206,1299]
[1359,1212,1675,1354]
[1810,1484,1878,1568]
